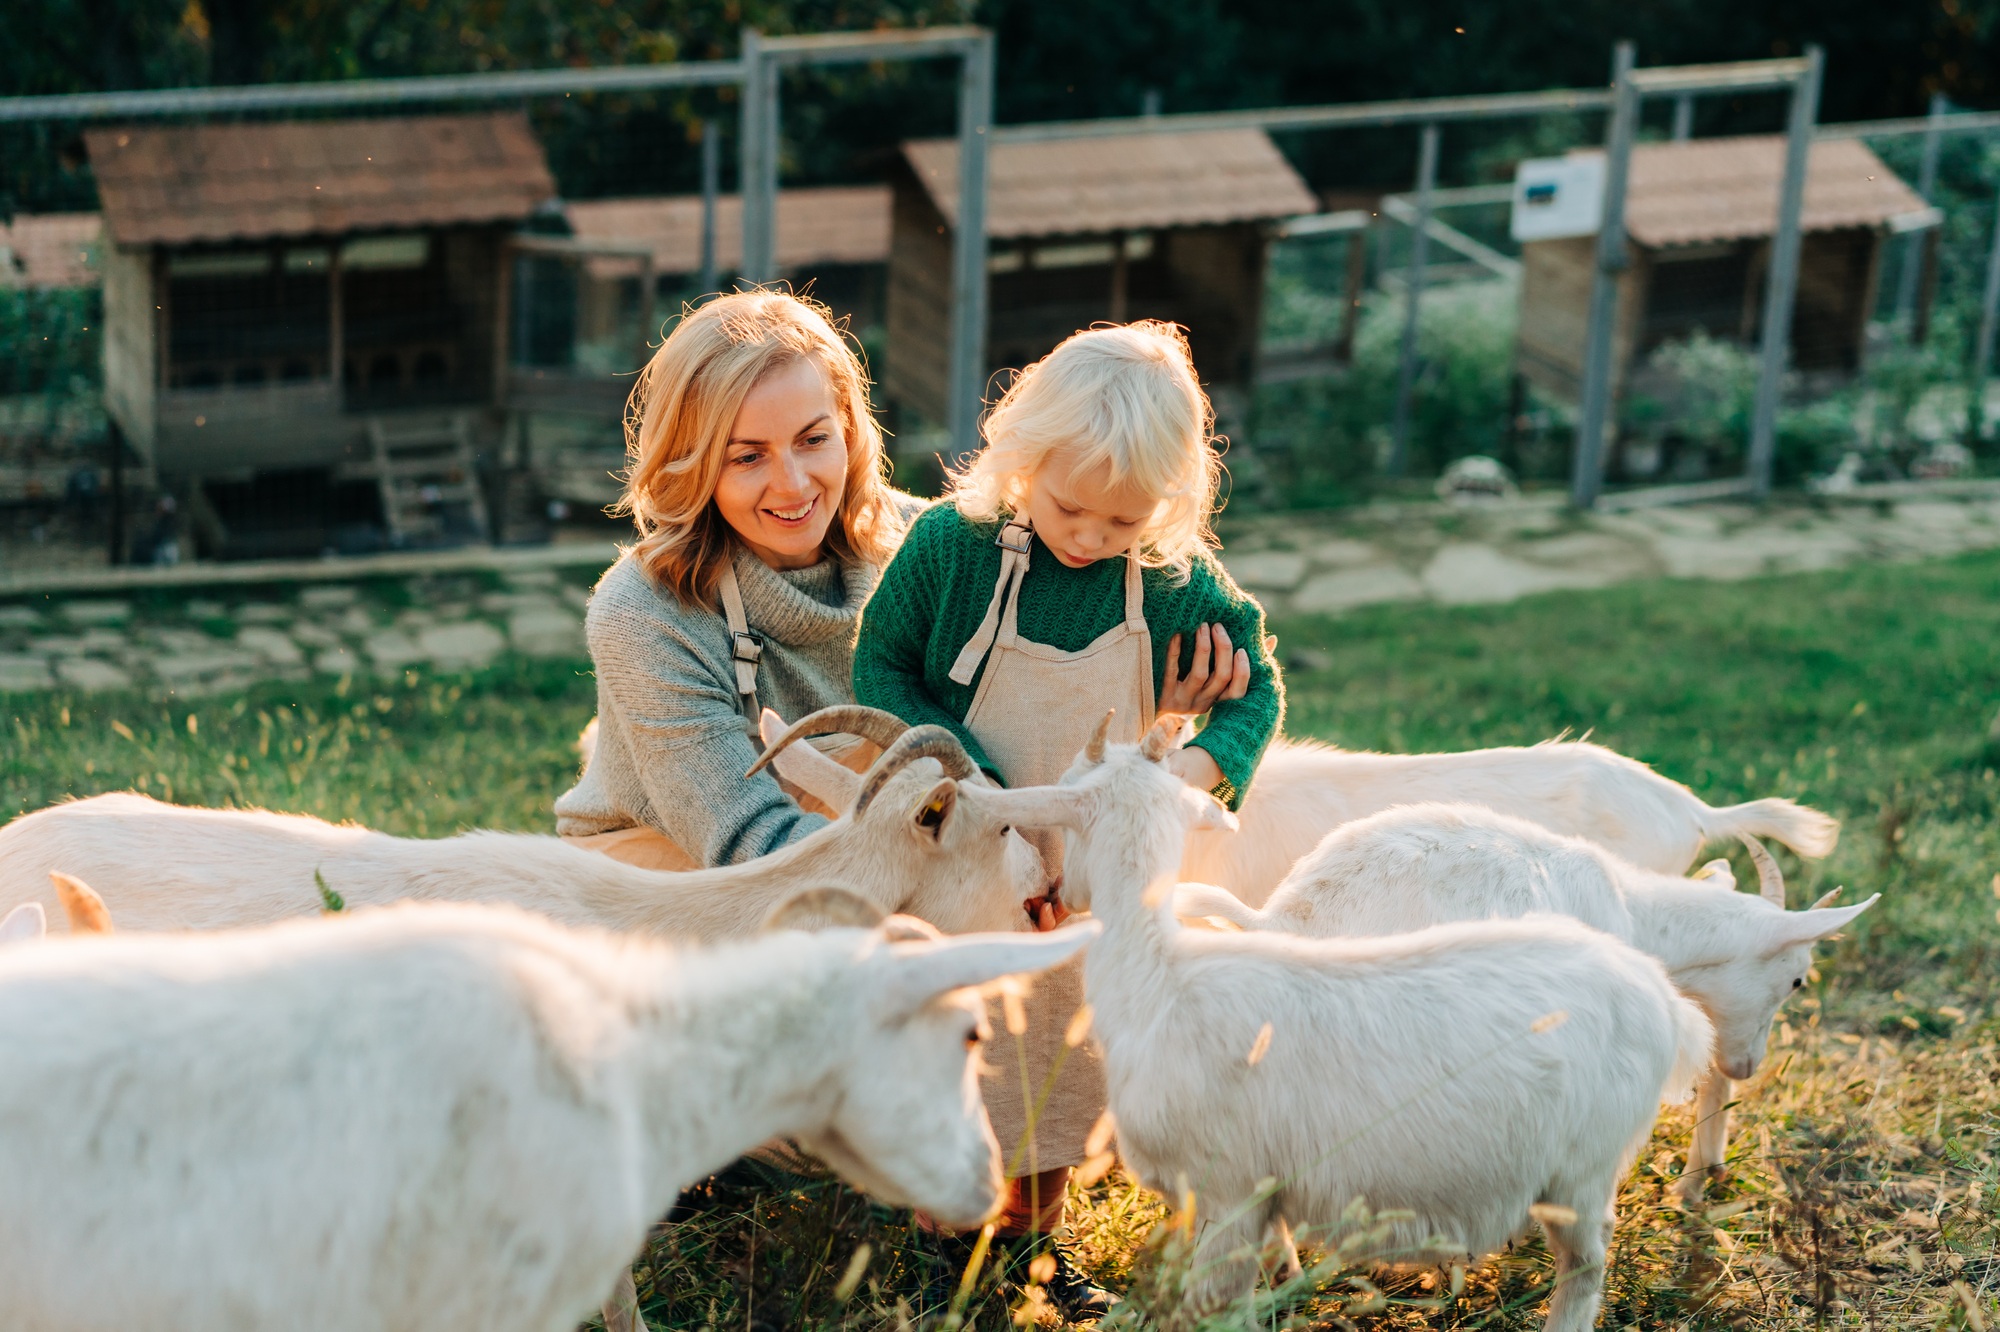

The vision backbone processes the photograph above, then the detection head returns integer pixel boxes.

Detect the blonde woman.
[556,290,914,868]
[854,321,1285,1319]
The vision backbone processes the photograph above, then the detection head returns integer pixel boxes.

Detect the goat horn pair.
[746,705,911,779]
[1140,713,1183,763]
[1740,835,1786,907]
[853,725,978,817]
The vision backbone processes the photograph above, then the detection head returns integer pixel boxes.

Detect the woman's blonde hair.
[948,321,1221,574]
[620,289,902,604]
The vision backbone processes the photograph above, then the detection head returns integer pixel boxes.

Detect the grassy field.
[3,549,1998,1329]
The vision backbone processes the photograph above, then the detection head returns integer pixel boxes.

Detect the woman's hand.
[1159,624,1252,718]
[1024,891,1072,931]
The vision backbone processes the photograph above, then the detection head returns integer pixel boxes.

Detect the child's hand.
[1159,623,1252,718]
[1163,745,1225,793]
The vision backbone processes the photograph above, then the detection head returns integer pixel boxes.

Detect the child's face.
[715,356,849,571]
[1023,451,1159,567]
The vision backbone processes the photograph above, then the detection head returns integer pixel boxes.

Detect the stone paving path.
[0,568,588,696]
[1214,490,2000,616]
[0,489,1996,696]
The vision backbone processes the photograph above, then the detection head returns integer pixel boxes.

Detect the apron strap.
[1123,550,1146,626]
[717,563,762,723]
[948,520,1033,686]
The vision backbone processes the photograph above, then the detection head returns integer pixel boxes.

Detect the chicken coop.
[563,185,890,349]
[1516,135,1934,402]
[884,128,1315,437]
[86,112,556,555]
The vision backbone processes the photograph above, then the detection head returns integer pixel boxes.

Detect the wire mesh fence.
[0,39,1992,577]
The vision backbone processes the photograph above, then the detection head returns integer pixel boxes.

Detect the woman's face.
[715,356,849,571]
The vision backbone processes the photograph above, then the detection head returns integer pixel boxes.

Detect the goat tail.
[577,717,600,773]
[1661,994,1715,1106]
[1700,797,1839,859]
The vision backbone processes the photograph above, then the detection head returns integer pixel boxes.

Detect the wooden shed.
[885,129,1315,430]
[565,185,890,343]
[1517,136,1932,401]
[85,113,554,550]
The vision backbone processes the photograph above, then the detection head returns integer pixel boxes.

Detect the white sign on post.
[1509,155,1606,243]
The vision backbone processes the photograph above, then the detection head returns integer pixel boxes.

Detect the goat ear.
[760,708,864,812]
[764,886,887,933]
[1182,787,1239,833]
[51,872,113,935]
[1764,894,1880,953]
[976,784,1089,830]
[0,902,46,945]
[873,921,1102,1021]
[909,778,958,842]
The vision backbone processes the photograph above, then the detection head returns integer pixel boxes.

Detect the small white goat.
[0,897,1097,1332]
[1026,718,1711,1329]
[1178,735,1841,905]
[0,708,1053,940]
[1175,802,1875,1197]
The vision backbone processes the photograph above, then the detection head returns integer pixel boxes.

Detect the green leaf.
[315,868,345,915]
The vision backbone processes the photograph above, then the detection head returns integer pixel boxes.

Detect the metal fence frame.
[1,36,1985,526]
[0,28,997,457]
[1569,48,1823,509]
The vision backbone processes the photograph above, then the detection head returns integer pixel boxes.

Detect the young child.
[853,321,1284,1317]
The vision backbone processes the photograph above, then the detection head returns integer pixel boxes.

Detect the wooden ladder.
[359,414,490,547]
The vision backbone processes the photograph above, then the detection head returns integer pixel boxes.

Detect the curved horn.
[1084,709,1115,764]
[853,725,978,817]
[763,886,888,933]
[1140,714,1182,763]
[746,705,911,779]
[1741,835,1786,906]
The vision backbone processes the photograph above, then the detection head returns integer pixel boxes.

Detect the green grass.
[4,550,1999,1328]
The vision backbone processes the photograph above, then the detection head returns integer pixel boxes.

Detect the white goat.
[1175,802,1875,1197]
[0,897,1097,1332]
[1024,717,1711,1330]
[1178,735,1841,905]
[0,708,1052,940]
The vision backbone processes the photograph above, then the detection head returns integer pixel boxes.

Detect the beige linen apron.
[949,519,1154,1173]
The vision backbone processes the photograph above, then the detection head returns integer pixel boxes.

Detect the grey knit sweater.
[554,544,882,864]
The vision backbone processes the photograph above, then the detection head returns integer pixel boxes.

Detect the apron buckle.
[731,631,764,666]
[995,525,1033,555]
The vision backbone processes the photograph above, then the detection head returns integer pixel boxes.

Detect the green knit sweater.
[853,503,1283,808]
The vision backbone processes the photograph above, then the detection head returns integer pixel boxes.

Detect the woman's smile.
[762,495,820,527]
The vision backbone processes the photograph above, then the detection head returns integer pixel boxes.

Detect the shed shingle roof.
[0,213,100,288]
[902,129,1315,239]
[85,113,556,248]
[565,186,889,274]
[1575,135,1925,248]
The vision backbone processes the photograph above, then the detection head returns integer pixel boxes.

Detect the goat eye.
[999,824,1013,837]
[1792,977,1804,990]
[965,1027,981,1049]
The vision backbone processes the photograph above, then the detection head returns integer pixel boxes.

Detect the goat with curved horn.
[746,705,912,780]
[1084,710,1115,764]
[853,726,979,817]
[1740,835,1785,906]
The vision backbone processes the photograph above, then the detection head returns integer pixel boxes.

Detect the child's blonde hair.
[948,321,1220,573]
[619,289,902,605]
